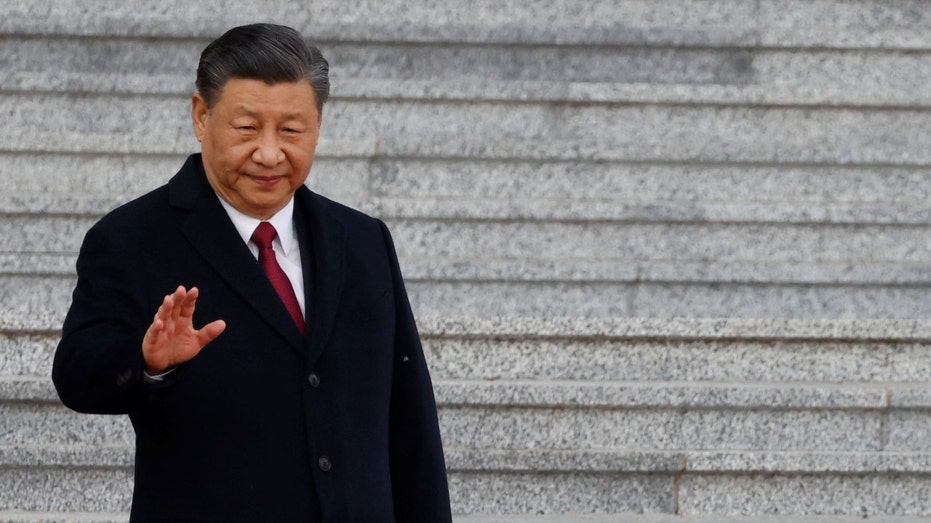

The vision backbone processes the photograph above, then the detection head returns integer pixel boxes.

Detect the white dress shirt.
[217,195,305,316]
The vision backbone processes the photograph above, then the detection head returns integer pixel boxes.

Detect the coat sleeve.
[378,220,453,523]
[52,220,150,414]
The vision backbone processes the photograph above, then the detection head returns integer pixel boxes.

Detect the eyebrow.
[234,106,309,121]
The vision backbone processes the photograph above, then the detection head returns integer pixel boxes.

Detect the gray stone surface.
[15,0,930,52]
[0,468,133,512]
[7,153,931,227]
[418,317,931,341]
[449,471,674,514]
[17,214,931,284]
[885,411,931,452]
[425,338,899,383]
[11,51,931,112]
[0,0,308,38]
[387,220,931,284]
[0,404,132,446]
[7,320,931,384]
[0,216,95,254]
[440,406,881,453]
[12,93,931,166]
[17,275,931,322]
[0,153,367,215]
[0,276,74,328]
[395,257,931,286]
[754,51,931,94]
[5,118,931,168]
[0,333,56,377]
[759,0,931,49]
[0,446,132,469]
[684,451,931,474]
[369,161,931,224]
[0,378,891,452]
[0,378,56,403]
[0,512,128,523]
[0,254,74,276]
[406,281,931,319]
[679,473,931,516]
[308,0,756,46]
[329,45,755,86]
[445,449,686,474]
[6,513,931,523]
[434,382,888,410]
[1,37,755,89]
[456,516,931,523]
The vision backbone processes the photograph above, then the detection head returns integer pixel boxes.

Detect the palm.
[142,286,226,374]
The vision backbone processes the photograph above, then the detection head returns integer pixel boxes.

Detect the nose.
[252,130,285,166]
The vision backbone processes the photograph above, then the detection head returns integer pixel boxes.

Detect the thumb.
[196,319,227,347]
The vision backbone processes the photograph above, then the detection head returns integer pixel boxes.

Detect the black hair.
[196,23,329,112]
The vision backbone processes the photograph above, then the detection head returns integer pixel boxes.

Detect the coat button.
[307,373,320,388]
[318,456,332,472]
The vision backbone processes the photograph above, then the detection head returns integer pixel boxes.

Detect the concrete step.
[8,318,931,383]
[5,445,931,515]
[459,517,931,523]
[6,273,931,320]
[5,319,931,454]
[6,93,931,166]
[0,153,367,216]
[8,36,931,103]
[5,376,923,452]
[0,512,127,523]
[4,514,931,523]
[8,213,931,284]
[3,0,930,50]
[3,37,757,92]
[4,153,930,227]
[11,443,931,475]
[4,515,931,523]
[365,161,931,225]
[5,318,931,516]
[4,126,927,170]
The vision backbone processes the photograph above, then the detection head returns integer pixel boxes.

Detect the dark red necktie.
[251,222,305,335]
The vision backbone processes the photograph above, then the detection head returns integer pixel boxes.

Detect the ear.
[191,93,209,142]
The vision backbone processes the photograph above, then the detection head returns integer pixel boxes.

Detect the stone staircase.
[4,0,931,521]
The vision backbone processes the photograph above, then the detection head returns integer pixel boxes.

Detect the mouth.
[247,174,284,187]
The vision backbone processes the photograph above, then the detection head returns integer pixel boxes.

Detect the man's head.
[192,24,330,220]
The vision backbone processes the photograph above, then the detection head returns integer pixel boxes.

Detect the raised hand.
[142,285,226,374]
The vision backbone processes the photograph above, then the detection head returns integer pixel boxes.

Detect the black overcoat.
[53,154,452,522]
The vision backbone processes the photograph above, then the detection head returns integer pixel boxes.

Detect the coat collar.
[168,154,345,365]
[295,186,345,364]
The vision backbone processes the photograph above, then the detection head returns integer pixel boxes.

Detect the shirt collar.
[216,195,297,256]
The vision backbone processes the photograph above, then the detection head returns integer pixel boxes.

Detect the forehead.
[214,78,319,118]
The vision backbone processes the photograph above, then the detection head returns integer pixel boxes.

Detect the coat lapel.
[295,187,345,366]
[170,156,307,356]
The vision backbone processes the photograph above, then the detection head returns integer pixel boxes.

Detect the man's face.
[192,78,321,220]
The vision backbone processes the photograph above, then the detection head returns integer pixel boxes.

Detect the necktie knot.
[251,222,278,250]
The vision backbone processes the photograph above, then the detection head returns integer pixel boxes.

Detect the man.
[52,23,452,522]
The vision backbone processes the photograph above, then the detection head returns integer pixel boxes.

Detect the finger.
[196,319,227,347]
[144,318,163,337]
[179,286,199,318]
[142,318,165,349]
[169,286,187,321]
[154,293,175,324]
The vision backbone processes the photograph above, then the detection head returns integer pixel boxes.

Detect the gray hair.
[196,23,330,112]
